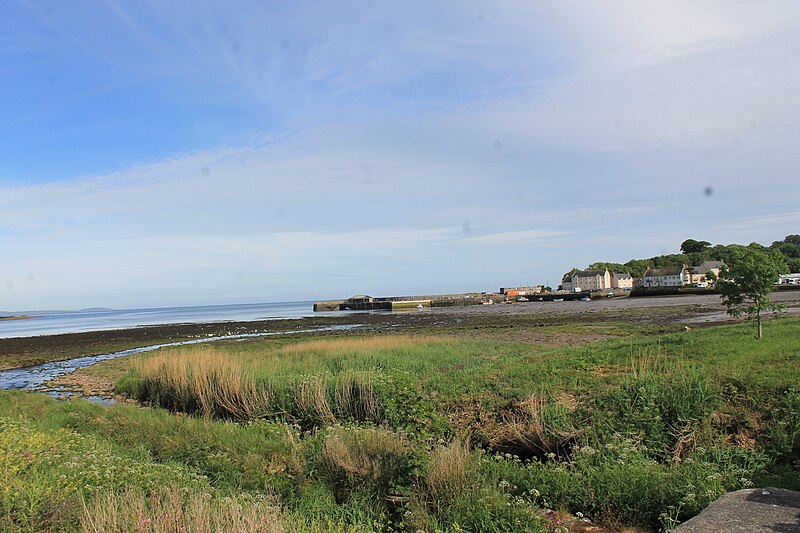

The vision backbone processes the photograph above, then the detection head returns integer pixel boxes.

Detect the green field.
[2,317,799,532]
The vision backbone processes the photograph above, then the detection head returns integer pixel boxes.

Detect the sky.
[1,1,799,311]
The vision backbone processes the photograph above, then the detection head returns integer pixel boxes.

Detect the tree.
[717,248,789,339]
[681,239,712,254]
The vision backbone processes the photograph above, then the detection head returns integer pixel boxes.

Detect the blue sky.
[2,1,800,311]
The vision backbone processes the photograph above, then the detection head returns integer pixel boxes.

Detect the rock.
[673,487,800,532]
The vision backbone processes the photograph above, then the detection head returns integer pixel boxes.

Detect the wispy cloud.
[2,1,799,309]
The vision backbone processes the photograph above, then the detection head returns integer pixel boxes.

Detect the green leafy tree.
[680,239,711,254]
[770,235,800,272]
[717,248,789,339]
[624,259,653,278]
[588,262,626,273]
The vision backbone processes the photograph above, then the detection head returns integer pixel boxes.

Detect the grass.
[1,316,799,531]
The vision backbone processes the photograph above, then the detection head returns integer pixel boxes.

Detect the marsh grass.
[80,486,286,533]
[122,336,452,426]
[315,426,414,500]
[4,318,800,531]
[492,394,581,459]
[420,439,472,518]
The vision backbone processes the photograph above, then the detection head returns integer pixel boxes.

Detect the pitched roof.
[643,266,685,277]
[693,261,725,274]
[574,270,607,278]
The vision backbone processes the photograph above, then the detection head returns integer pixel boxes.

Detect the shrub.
[601,363,716,459]
[767,388,800,465]
[511,439,764,529]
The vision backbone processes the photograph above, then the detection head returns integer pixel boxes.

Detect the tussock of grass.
[421,439,472,514]
[129,347,272,420]
[80,486,286,533]
[493,394,581,459]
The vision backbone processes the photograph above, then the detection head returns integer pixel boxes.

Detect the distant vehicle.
[572,287,582,293]
[416,304,425,310]
[553,298,564,302]
[580,296,591,301]
[696,282,709,288]
[517,296,529,302]
[607,292,614,297]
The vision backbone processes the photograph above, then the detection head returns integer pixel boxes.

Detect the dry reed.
[133,347,272,420]
[424,439,472,506]
[80,485,286,533]
[489,394,580,458]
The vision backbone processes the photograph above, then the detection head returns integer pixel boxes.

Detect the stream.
[0,324,362,402]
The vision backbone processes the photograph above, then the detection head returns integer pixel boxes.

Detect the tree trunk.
[757,311,762,339]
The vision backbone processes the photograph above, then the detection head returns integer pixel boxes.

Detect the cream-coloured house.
[562,269,612,291]
[640,266,691,287]
[689,261,725,285]
[612,273,634,289]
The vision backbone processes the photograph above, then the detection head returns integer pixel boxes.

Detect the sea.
[0,301,355,339]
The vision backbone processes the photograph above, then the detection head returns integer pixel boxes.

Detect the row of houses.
[561,270,634,291]
[561,261,726,291]
[638,261,725,288]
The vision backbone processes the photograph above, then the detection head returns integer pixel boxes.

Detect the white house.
[640,266,691,288]
[779,273,800,285]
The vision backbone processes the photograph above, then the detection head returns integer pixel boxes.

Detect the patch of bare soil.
[43,371,116,398]
[454,329,615,346]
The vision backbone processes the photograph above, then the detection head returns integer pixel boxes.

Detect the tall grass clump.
[312,425,415,504]
[418,439,472,520]
[123,347,272,420]
[601,358,717,459]
[406,441,543,532]
[80,485,286,533]
[486,393,580,459]
[293,372,383,427]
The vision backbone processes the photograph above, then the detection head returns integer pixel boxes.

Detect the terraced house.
[639,266,692,288]
[562,269,612,291]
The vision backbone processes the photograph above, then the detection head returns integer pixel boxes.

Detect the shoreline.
[2,292,799,372]
[0,315,37,322]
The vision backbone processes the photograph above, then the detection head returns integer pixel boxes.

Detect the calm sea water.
[0,301,355,339]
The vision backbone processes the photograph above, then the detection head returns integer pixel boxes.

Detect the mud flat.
[2,292,798,373]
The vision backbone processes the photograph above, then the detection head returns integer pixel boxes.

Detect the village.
[315,257,800,311]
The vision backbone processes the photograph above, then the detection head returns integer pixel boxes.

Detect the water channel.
[0,324,362,401]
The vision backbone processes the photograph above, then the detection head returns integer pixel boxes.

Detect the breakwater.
[313,293,485,312]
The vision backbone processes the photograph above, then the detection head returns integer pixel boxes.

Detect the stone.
[673,487,800,532]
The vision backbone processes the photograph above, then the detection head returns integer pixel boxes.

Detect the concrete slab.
[673,487,800,532]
